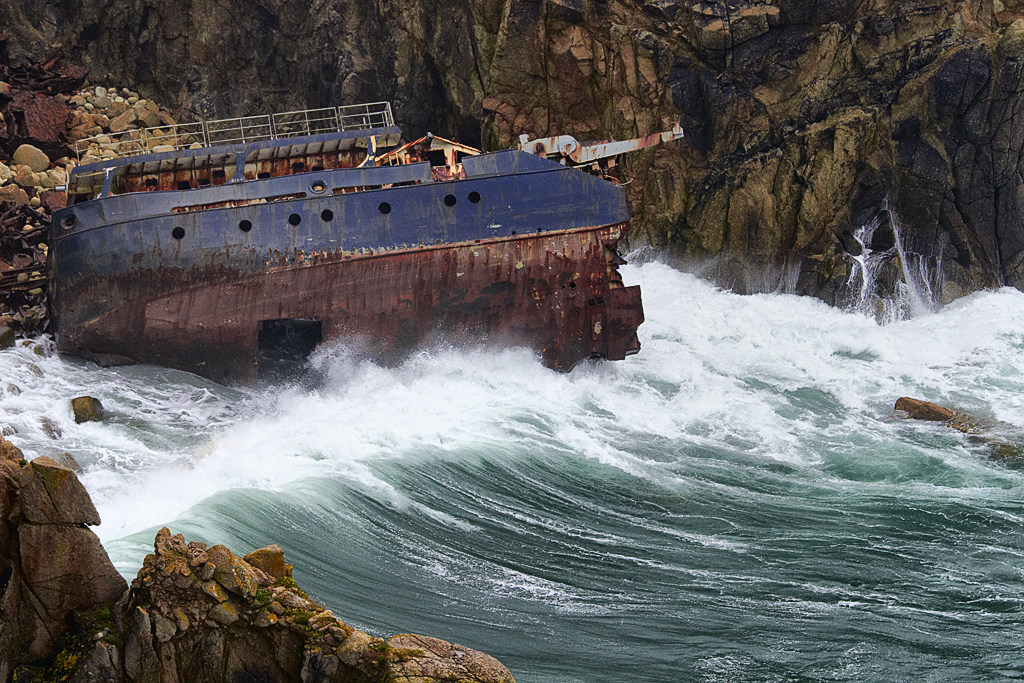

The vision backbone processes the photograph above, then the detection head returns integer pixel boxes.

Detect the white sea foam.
[0,259,1021,565]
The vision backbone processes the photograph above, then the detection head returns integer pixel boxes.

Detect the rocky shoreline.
[0,53,184,343]
[0,434,514,683]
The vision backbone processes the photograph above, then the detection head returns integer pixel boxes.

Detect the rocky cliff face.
[0,438,126,680]
[2,0,1024,305]
[0,437,515,683]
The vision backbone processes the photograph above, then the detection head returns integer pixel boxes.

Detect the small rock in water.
[40,417,61,439]
[71,396,105,424]
[892,397,1024,456]
[55,451,82,472]
[0,326,14,350]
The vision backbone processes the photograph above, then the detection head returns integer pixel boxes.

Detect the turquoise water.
[1,262,1022,681]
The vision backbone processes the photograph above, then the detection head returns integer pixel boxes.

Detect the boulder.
[108,109,137,133]
[0,436,126,668]
[0,325,14,350]
[20,455,101,525]
[206,544,259,598]
[243,544,293,580]
[893,397,958,422]
[385,634,516,683]
[0,184,30,206]
[18,524,126,623]
[71,395,105,423]
[12,144,50,173]
[892,398,1023,455]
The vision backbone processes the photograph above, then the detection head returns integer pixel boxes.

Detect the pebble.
[94,86,107,97]
[84,102,94,111]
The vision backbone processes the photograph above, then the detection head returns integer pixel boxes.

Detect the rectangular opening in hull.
[257,318,323,381]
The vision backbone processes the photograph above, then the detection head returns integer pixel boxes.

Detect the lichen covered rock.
[107,528,516,683]
[0,436,126,669]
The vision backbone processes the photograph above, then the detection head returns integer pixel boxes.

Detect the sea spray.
[0,261,1022,682]
[848,204,939,322]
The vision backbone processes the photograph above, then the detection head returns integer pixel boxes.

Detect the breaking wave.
[1,260,1022,682]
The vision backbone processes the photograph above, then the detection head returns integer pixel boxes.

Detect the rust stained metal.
[57,223,642,383]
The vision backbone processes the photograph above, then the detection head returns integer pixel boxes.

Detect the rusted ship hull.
[54,222,641,382]
[50,103,665,382]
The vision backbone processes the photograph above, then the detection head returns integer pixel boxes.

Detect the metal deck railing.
[74,101,395,161]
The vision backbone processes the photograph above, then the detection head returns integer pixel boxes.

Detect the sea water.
[1,261,1022,682]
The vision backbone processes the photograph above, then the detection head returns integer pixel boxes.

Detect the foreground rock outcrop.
[0,437,126,680]
[0,436,514,683]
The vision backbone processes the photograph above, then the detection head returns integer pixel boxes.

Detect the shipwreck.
[49,102,682,383]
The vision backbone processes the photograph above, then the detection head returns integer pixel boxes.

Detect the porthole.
[468,191,481,203]
[61,214,78,230]
[288,213,302,226]
[239,219,252,232]
[321,209,334,221]
[171,227,185,240]
[379,202,392,215]
[310,181,327,194]
[444,194,457,207]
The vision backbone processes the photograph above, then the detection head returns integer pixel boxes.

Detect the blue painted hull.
[51,139,643,382]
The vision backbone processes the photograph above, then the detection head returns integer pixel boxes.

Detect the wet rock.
[0,325,14,349]
[55,451,82,472]
[892,397,1024,455]
[71,395,105,423]
[40,417,61,439]
[893,397,959,422]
